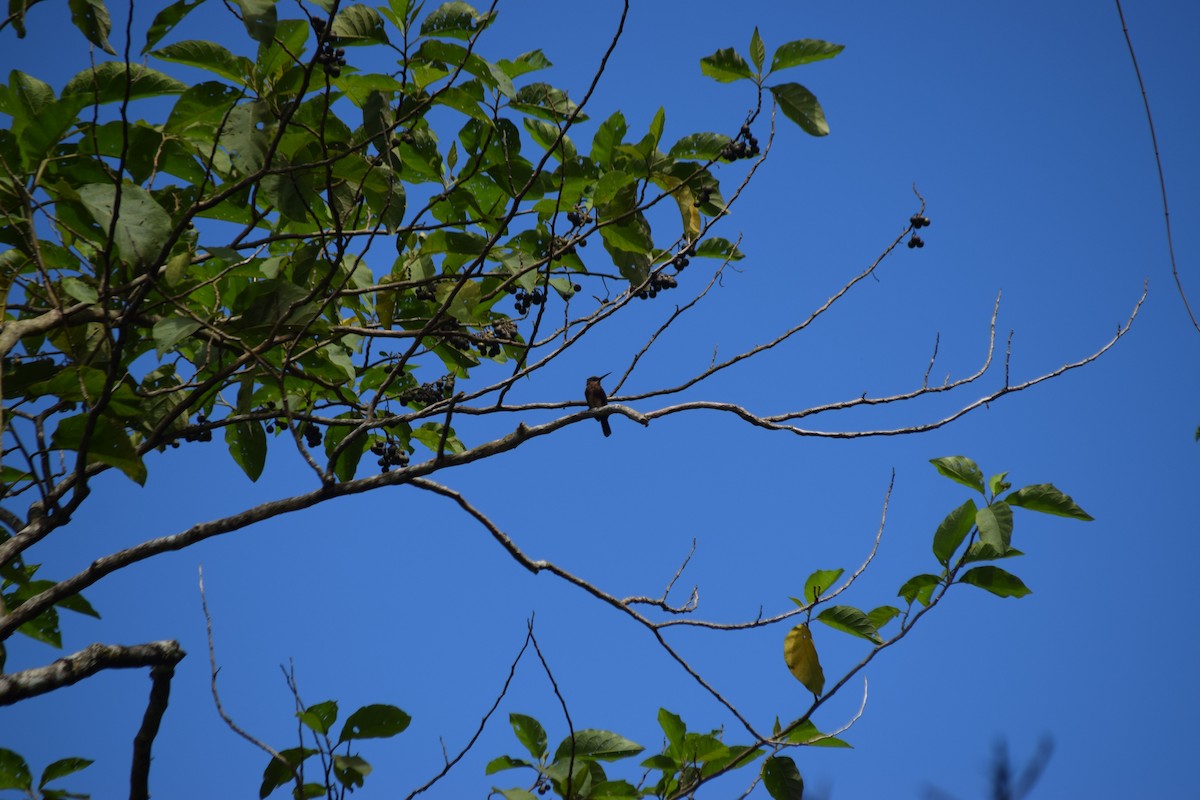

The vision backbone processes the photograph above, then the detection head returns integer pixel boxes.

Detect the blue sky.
[3,1,1199,798]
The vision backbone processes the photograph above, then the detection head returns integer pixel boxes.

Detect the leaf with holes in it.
[783,623,824,696]
[338,704,411,743]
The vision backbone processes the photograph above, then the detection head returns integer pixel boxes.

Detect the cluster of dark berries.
[721,123,761,161]
[413,284,436,301]
[692,187,712,208]
[300,423,322,448]
[671,242,697,271]
[401,375,454,405]
[183,412,213,442]
[565,207,591,228]
[513,287,546,315]
[370,439,410,472]
[311,18,346,77]
[907,213,931,249]
[477,329,502,358]
[549,235,583,261]
[634,271,678,300]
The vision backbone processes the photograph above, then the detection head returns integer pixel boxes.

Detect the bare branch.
[0,640,184,706]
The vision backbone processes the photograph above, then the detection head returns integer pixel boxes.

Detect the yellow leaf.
[783,623,825,696]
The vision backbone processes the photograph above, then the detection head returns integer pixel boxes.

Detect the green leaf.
[802,567,843,604]
[932,498,977,566]
[420,1,491,41]
[52,413,147,484]
[976,502,1013,553]
[963,542,1024,563]
[591,111,627,167]
[332,4,389,44]
[143,0,207,53]
[151,40,253,86]
[657,708,686,754]
[783,623,824,696]
[297,700,338,735]
[511,82,582,122]
[988,471,1011,496]
[762,755,804,800]
[898,573,940,606]
[700,47,753,83]
[749,28,766,74]
[332,754,372,788]
[494,789,537,800]
[338,704,411,742]
[68,0,115,54]
[816,605,881,644]
[959,566,1031,598]
[769,39,844,73]
[235,0,277,43]
[667,132,731,161]
[769,82,829,136]
[0,749,32,791]
[510,713,547,760]
[866,605,900,632]
[225,420,267,482]
[39,757,93,789]
[693,237,744,260]
[1005,483,1093,521]
[153,316,202,357]
[77,182,173,267]
[782,718,851,748]
[485,755,532,775]
[552,730,644,762]
[55,591,100,618]
[259,747,316,799]
[165,80,242,134]
[930,455,986,493]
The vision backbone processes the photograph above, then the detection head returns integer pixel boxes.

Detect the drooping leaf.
[769,39,844,73]
[816,605,881,644]
[331,754,372,789]
[700,47,754,83]
[975,502,1014,553]
[510,713,547,760]
[143,0,208,53]
[769,82,829,136]
[898,573,940,606]
[932,498,977,566]
[783,623,824,696]
[782,718,852,748]
[930,455,986,493]
[1005,483,1093,521]
[259,747,316,799]
[959,566,1031,598]
[234,0,277,43]
[866,605,901,632]
[338,704,411,742]
[225,420,267,482]
[762,755,804,800]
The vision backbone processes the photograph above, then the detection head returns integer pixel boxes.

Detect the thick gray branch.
[0,640,184,705]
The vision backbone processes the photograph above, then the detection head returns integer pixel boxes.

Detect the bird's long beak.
[597,372,611,380]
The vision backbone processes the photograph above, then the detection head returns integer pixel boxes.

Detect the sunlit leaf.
[769,39,844,73]
[932,498,977,566]
[1005,483,1093,521]
[510,713,547,760]
[769,82,829,136]
[959,566,1031,598]
[816,605,881,644]
[930,455,985,493]
[700,47,753,83]
[783,623,824,696]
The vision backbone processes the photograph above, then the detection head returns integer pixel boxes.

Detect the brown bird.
[584,373,612,437]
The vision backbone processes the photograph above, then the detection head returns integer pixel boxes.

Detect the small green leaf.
[963,542,1024,563]
[297,700,338,735]
[700,48,753,83]
[783,623,824,696]
[494,789,537,800]
[988,471,1011,496]
[959,566,1031,598]
[802,567,843,604]
[816,605,881,644]
[932,498,977,566]
[769,82,829,136]
[68,0,116,54]
[930,456,986,493]
[420,1,491,41]
[762,755,804,800]
[769,39,844,73]
[898,573,940,606]
[866,605,900,632]
[338,704,411,742]
[485,755,532,775]
[749,28,766,74]
[782,719,852,748]
[143,0,207,53]
[693,237,744,260]
[1005,483,1093,521]
[510,713,547,760]
[332,3,389,44]
[39,757,93,789]
[151,40,253,86]
[657,708,686,754]
[0,749,32,791]
[976,502,1014,553]
[259,747,315,799]
[331,754,371,789]
[225,420,267,482]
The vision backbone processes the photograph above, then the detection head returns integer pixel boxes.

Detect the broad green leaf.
[782,719,852,748]
[0,749,32,791]
[959,566,1031,598]
[749,28,766,74]
[68,0,115,54]
[61,277,98,303]
[39,757,93,788]
[700,47,753,83]
[511,82,583,122]
[494,789,537,800]
[657,708,686,754]
[338,704,411,742]
[51,413,147,484]
[225,420,267,482]
[930,455,985,493]
[55,591,100,618]
[762,755,804,800]
[598,213,652,255]
[802,567,843,604]
[963,542,1024,563]
[77,182,172,267]
[1005,483,1093,520]
[485,755,532,774]
[143,0,207,53]
[591,111,627,167]
[153,316,202,357]
[17,604,61,647]
[769,39,844,73]
[932,498,977,566]
[898,573,940,606]
[975,502,1013,553]
[332,4,388,44]
[867,605,901,632]
[988,471,1011,496]
[769,82,829,136]
[259,747,316,799]
[783,623,824,696]
[552,730,644,762]
[694,237,744,260]
[816,605,881,644]
[165,81,242,134]
[297,700,338,735]
[667,132,732,161]
[235,0,277,43]
[151,40,253,86]
[420,1,491,41]
[332,754,371,789]
[510,713,547,760]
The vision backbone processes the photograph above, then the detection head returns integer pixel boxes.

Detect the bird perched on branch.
[584,373,612,437]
